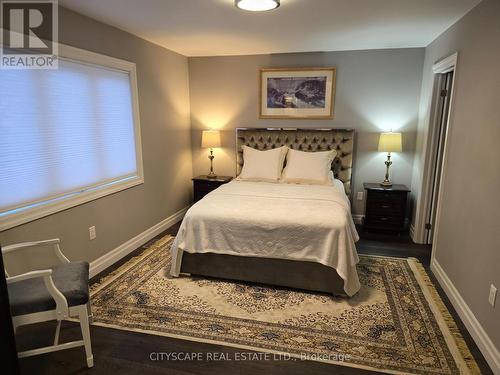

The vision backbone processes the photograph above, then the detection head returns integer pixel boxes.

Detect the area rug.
[90,235,480,374]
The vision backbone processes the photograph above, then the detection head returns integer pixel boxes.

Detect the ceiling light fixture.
[235,0,280,12]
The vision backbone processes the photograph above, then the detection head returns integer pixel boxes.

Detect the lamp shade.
[201,130,221,148]
[378,132,402,153]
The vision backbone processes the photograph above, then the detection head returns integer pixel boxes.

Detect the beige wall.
[0,7,192,265]
[188,49,424,216]
[413,0,500,356]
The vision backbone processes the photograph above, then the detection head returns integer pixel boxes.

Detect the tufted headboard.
[236,128,355,196]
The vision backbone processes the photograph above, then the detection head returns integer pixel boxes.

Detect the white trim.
[1,178,143,231]
[413,76,442,244]
[432,52,458,74]
[0,42,144,231]
[352,214,364,225]
[89,207,188,278]
[409,223,416,241]
[429,53,458,266]
[431,259,500,374]
[413,52,458,246]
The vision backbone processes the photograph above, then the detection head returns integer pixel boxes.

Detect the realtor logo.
[1,0,58,69]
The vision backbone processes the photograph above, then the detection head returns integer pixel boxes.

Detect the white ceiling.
[60,0,481,57]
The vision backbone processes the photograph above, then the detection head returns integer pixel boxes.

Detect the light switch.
[489,284,497,307]
[89,226,96,240]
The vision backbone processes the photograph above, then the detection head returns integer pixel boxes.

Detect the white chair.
[3,239,94,368]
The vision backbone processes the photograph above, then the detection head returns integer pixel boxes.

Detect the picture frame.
[260,67,336,119]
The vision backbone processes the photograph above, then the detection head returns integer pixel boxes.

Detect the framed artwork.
[260,67,336,119]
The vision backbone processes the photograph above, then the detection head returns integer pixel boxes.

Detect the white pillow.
[238,146,288,182]
[281,149,337,185]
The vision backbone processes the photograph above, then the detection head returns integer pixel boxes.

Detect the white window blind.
[0,45,143,230]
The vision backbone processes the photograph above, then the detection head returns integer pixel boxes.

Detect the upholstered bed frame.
[236,128,355,196]
[181,128,356,296]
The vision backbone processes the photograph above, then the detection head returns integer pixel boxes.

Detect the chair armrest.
[7,269,69,319]
[2,238,70,264]
[2,239,60,253]
[6,269,53,284]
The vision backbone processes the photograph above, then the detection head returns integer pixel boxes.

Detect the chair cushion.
[8,261,89,316]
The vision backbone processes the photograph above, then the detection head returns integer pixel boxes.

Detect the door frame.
[425,70,454,244]
[412,52,458,251]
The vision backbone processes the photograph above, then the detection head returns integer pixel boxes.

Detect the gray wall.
[413,0,500,352]
[0,7,192,267]
[188,49,424,216]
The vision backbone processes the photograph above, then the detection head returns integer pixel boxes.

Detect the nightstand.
[193,175,233,203]
[363,183,410,233]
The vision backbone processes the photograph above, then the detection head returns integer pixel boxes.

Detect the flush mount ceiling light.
[235,0,280,12]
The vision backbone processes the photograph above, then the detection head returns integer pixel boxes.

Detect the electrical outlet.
[356,191,364,201]
[89,226,96,240]
[489,284,497,307]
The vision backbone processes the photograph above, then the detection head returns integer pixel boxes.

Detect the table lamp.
[378,132,402,187]
[201,130,221,178]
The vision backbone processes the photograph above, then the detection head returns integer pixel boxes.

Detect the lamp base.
[381,153,393,187]
[207,149,217,179]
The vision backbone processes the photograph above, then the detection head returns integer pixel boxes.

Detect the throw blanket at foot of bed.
[170,180,360,296]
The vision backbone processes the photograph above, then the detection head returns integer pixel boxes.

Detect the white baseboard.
[352,214,364,225]
[431,259,500,374]
[89,206,188,278]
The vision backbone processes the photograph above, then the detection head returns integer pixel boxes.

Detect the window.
[0,45,143,230]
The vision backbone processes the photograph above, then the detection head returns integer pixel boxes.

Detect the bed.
[170,128,360,297]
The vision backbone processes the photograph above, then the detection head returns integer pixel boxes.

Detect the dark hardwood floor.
[16,223,493,375]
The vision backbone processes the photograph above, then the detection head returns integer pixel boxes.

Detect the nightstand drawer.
[368,191,406,204]
[364,216,405,231]
[365,214,404,225]
[366,200,403,215]
[193,187,213,197]
[193,180,224,190]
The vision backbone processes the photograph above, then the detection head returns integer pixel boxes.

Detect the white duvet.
[170,180,361,296]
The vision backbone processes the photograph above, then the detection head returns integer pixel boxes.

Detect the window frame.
[0,43,144,231]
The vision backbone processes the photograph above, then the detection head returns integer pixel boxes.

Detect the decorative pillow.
[281,149,337,185]
[238,146,288,182]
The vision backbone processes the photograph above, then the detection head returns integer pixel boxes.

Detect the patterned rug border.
[90,235,173,295]
[407,259,480,375]
[90,319,419,375]
[89,235,480,375]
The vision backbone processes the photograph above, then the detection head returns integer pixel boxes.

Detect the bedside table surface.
[192,175,233,183]
[363,183,410,192]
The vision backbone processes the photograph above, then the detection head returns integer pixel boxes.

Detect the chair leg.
[86,301,93,324]
[54,320,62,345]
[78,305,94,368]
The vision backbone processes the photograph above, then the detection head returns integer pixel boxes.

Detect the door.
[425,71,454,244]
